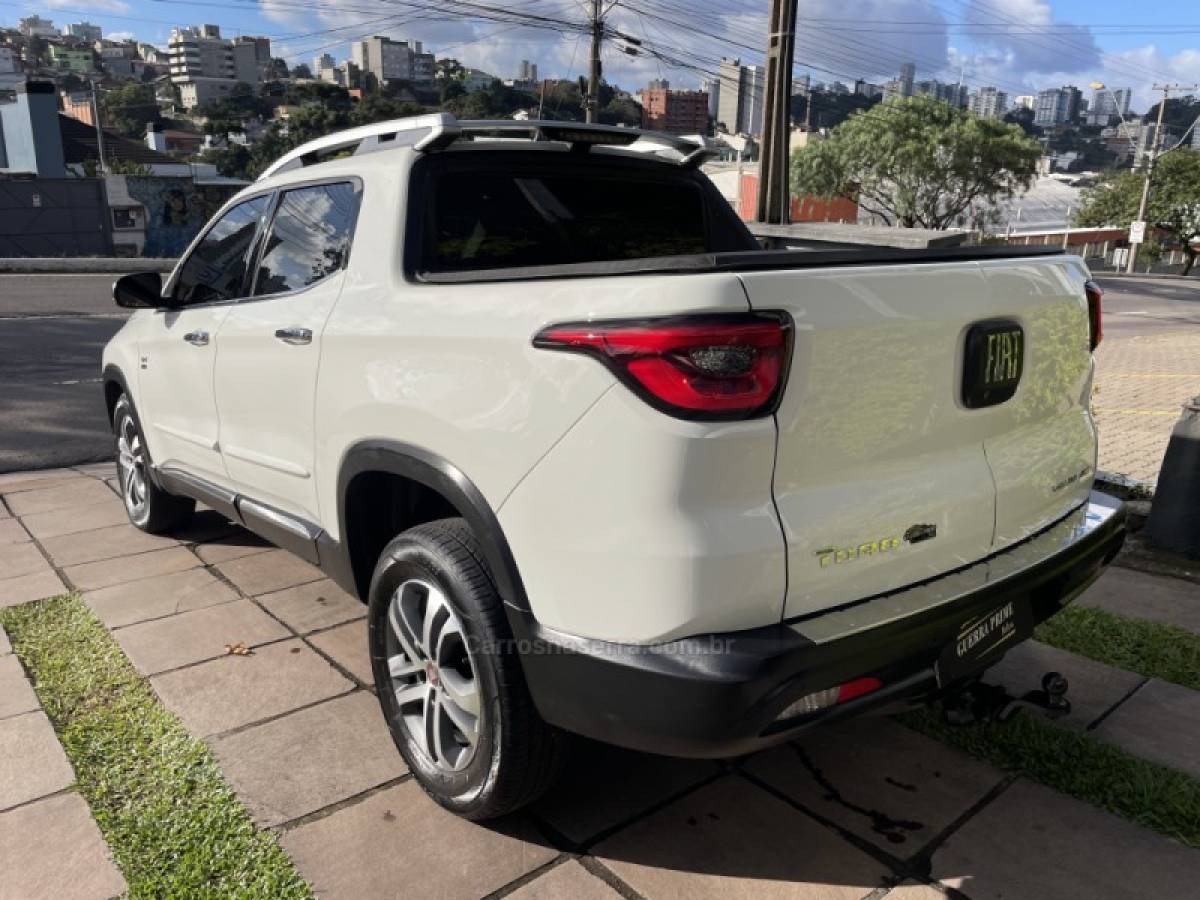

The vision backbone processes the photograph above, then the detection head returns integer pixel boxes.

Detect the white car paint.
[104,134,1099,647]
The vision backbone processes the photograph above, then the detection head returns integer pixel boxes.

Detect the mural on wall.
[122,177,242,257]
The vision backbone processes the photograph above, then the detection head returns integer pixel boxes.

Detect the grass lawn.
[903,708,1200,849]
[1035,603,1200,691]
[0,594,310,899]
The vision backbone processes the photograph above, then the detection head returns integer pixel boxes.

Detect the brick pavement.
[1093,330,1200,483]
[2,466,1200,898]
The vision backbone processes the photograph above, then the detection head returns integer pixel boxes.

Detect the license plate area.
[936,599,1032,686]
[963,319,1023,409]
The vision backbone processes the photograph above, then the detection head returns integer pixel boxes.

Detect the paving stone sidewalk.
[2,465,1200,899]
[1093,329,1200,483]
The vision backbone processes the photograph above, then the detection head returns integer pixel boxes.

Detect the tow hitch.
[940,672,1071,726]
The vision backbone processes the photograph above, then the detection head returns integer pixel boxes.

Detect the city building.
[1012,95,1035,110]
[1086,87,1131,126]
[969,86,1008,119]
[1034,85,1082,127]
[639,84,709,135]
[19,16,57,38]
[0,46,21,76]
[716,58,764,136]
[139,43,169,66]
[178,78,239,110]
[462,68,497,92]
[232,36,272,82]
[314,53,342,85]
[898,62,915,97]
[699,78,720,118]
[793,73,810,96]
[47,44,94,74]
[516,59,538,82]
[60,91,97,127]
[917,79,968,108]
[351,36,435,86]
[64,22,102,42]
[853,80,881,98]
[169,25,236,81]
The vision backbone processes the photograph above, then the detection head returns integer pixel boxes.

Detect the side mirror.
[113,271,166,309]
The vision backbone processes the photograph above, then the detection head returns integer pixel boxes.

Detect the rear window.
[422,166,720,273]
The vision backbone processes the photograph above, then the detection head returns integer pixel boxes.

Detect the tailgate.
[739,257,1095,621]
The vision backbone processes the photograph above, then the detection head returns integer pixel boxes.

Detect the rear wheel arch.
[334,441,530,612]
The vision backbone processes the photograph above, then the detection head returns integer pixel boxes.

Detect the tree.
[290,63,314,80]
[791,95,1041,229]
[1003,106,1037,137]
[101,82,162,138]
[1075,150,1200,275]
[200,143,252,179]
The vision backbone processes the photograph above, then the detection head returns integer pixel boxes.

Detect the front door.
[214,180,360,521]
[137,194,270,483]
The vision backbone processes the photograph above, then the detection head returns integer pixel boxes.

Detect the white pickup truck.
[103,114,1125,819]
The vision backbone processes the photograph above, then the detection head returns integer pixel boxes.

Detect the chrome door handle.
[274,327,313,345]
[183,330,209,346]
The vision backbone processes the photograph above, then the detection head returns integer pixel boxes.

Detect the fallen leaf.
[224,642,253,656]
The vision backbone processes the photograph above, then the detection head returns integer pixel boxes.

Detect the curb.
[0,259,178,274]
[1091,271,1196,284]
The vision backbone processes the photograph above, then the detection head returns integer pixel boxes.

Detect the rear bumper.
[511,490,1126,757]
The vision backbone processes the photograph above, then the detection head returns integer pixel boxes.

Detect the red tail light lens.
[1084,280,1103,351]
[533,313,792,420]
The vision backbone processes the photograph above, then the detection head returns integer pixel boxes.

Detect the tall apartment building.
[351,36,435,86]
[169,26,269,109]
[898,62,916,98]
[701,78,720,119]
[917,79,968,108]
[516,59,538,82]
[715,58,764,136]
[1012,95,1035,111]
[64,22,102,42]
[969,86,1008,119]
[1034,85,1082,127]
[1086,87,1131,126]
[639,84,709,135]
[19,16,58,38]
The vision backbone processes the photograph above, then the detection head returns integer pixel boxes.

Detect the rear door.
[974,258,1095,548]
[740,256,1095,622]
[741,262,1001,621]
[213,180,360,521]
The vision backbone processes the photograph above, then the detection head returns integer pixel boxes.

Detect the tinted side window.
[427,171,708,272]
[172,196,267,305]
[253,182,358,297]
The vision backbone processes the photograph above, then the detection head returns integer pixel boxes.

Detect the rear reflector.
[533,313,792,420]
[1084,280,1103,351]
[775,677,884,721]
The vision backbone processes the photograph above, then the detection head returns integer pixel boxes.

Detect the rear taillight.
[1085,280,1103,351]
[775,677,884,720]
[533,313,792,420]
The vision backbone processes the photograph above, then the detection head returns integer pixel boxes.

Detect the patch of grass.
[1035,604,1200,691]
[903,708,1200,848]
[0,595,310,899]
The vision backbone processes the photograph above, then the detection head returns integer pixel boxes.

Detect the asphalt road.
[0,271,1194,474]
[0,275,128,473]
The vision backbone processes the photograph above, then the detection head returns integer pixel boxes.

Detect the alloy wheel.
[386,578,481,773]
[116,412,148,520]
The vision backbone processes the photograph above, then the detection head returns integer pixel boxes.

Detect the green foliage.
[200,82,269,138]
[101,82,161,138]
[790,95,1041,229]
[200,143,252,180]
[0,596,310,898]
[1075,150,1200,274]
[789,91,879,132]
[1036,603,1200,690]
[1003,105,1037,136]
[903,709,1200,848]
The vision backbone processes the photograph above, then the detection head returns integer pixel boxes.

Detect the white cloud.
[44,0,130,12]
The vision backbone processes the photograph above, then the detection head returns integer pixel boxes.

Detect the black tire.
[112,394,195,534]
[367,517,568,820]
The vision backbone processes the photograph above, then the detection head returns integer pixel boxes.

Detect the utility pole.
[585,0,603,123]
[1127,83,1199,273]
[90,79,107,175]
[756,0,798,224]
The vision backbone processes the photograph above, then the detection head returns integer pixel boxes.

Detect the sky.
[7,0,1199,111]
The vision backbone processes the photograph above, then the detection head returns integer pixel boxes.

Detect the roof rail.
[256,114,717,181]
